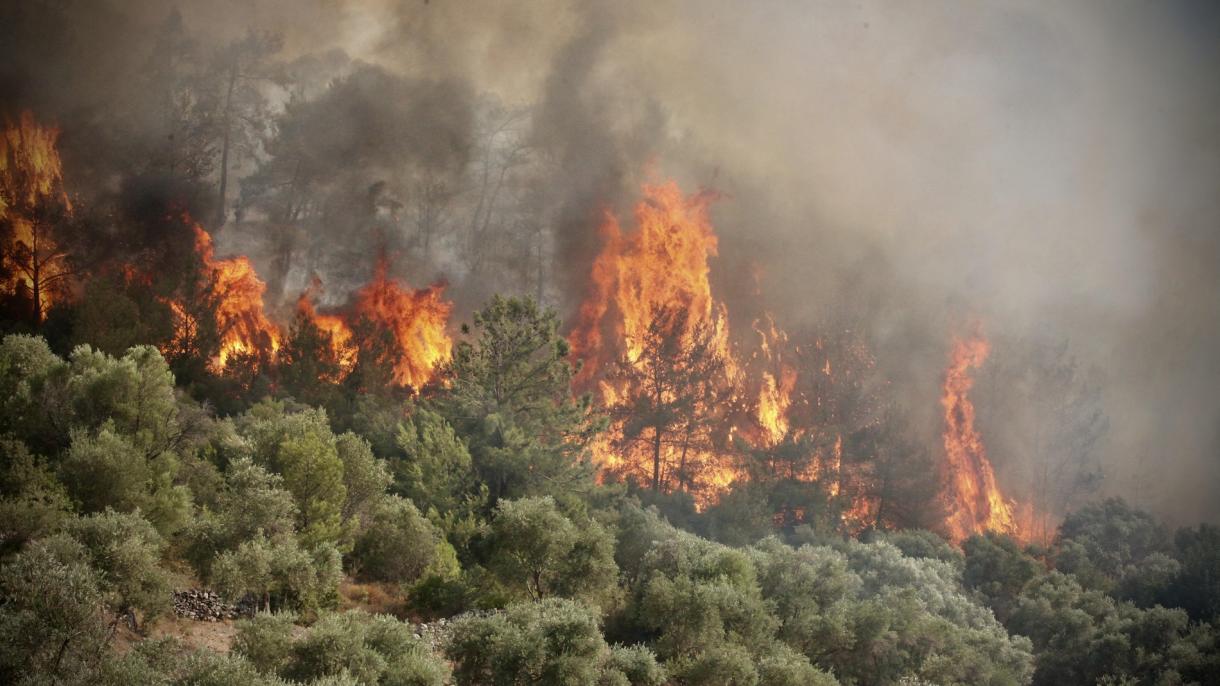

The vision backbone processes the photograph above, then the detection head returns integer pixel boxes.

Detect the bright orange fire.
[572,182,730,379]
[753,314,798,447]
[0,112,73,320]
[940,333,1021,543]
[295,278,358,377]
[189,223,281,370]
[571,181,744,504]
[350,260,452,389]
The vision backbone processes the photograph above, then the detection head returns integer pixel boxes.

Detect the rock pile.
[171,589,256,621]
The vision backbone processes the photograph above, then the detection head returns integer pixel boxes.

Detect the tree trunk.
[652,425,663,492]
[216,62,238,229]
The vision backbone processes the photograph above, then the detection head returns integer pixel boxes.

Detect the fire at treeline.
[6,3,1220,685]
[0,17,1116,550]
[2,99,1092,545]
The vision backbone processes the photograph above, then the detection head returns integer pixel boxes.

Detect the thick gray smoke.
[3,0,1217,524]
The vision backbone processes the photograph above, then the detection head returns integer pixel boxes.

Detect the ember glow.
[0,112,72,320]
[940,333,1023,543]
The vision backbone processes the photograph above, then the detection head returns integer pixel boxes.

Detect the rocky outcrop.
[171,589,256,621]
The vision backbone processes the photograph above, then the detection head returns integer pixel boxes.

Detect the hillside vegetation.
[1,298,1218,685]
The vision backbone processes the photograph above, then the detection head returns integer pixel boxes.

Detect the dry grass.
[339,579,408,618]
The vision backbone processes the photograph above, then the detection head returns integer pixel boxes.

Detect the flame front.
[351,260,452,390]
[189,224,281,371]
[940,333,1020,542]
[296,279,358,377]
[571,181,743,504]
[0,112,72,320]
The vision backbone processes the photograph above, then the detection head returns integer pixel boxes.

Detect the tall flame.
[572,181,730,378]
[0,112,72,319]
[190,223,281,370]
[350,260,452,390]
[571,181,742,504]
[940,333,1020,542]
[754,314,798,447]
[295,278,358,377]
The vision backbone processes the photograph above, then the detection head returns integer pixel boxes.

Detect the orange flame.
[0,112,73,319]
[571,181,743,504]
[754,314,798,447]
[189,223,281,370]
[295,278,358,377]
[350,260,452,390]
[940,333,1021,543]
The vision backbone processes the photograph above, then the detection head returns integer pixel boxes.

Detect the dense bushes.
[446,598,660,686]
[2,318,1219,685]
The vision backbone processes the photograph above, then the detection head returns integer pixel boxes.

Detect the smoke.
[3,0,1218,523]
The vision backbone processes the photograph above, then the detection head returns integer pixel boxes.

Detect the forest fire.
[570,181,745,504]
[160,221,450,388]
[940,333,1024,543]
[295,280,358,377]
[571,181,731,382]
[753,314,799,448]
[348,260,453,389]
[188,223,281,371]
[0,112,72,321]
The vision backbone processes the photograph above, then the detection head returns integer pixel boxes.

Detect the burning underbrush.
[134,213,454,393]
[1,110,1039,543]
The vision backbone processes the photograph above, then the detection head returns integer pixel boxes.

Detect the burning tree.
[606,306,732,494]
[0,112,75,324]
[571,181,746,505]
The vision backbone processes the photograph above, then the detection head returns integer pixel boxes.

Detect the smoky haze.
[2,0,1217,524]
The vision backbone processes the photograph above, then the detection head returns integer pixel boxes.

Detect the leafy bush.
[286,612,446,686]
[447,599,610,685]
[63,509,171,624]
[350,496,439,584]
[488,496,618,607]
[212,533,341,613]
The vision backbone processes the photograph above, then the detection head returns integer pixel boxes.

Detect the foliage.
[393,407,483,521]
[0,537,107,684]
[1008,571,1220,685]
[237,401,349,547]
[233,611,297,675]
[350,496,443,584]
[211,533,341,613]
[447,598,622,686]
[434,296,600,507]
[286,612,447,686]
[58,426,190,534]
[63,509,171,623]
[962,532,1042,622]
[1168,523,1220,622]
[1053,498,1171,592]
[488,496,618,606]
[0,435,71,555]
